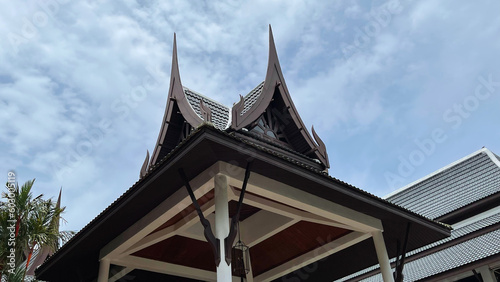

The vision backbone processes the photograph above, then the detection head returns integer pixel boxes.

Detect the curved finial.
[232,94,245,123]
[200,101,212,122]
[140,150,150,178]
[312,125,330,168]
[170,33,183,97]
[55,188,62,209]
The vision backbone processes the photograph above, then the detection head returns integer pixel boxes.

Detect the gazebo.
[36,27,451,282]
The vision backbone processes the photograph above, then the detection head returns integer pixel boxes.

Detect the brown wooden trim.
[150,34,203,165]
[231,26,329,168]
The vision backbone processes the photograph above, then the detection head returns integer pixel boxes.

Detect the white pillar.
[372,231,394,282]
[477,265,496,282]
[97,258,110,282]
[215,174,232,282]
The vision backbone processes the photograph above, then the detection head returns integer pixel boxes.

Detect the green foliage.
[0,179,75,281]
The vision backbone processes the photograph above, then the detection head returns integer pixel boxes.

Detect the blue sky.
[1,0,499,232]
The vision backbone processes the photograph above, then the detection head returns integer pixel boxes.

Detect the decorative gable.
[146,26,330,178]
[231,26,329,168]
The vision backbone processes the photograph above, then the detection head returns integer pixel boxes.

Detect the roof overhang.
[36,125,450,281]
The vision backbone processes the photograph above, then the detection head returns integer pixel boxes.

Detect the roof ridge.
[384,147,493,199]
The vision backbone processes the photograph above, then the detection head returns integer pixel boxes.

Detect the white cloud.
[0,0,499,234]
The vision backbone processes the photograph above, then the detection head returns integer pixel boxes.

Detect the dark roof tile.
[359,229,500,282]
[241,82,264,115]
[184,87,230,130]
[338,211,500,281]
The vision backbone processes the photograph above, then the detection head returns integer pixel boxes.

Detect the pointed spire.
[312,126,330,168]
[54,188,62,231]
[267,24,279,77]
[232,25,330,169]
[140,150,150,178]
[56,188,62,210]
[150,33,204,166]
[170,33,183,92]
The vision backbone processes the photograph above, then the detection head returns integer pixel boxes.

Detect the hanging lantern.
[232,239,250,277]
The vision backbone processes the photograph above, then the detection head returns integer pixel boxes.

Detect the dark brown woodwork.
[225,162,252,265]
[231,26,329,168]
[249,221,351,276]
[133,235,216,271]
[152,190,215,234]
[179,168,220,266]
[150,33,203,166]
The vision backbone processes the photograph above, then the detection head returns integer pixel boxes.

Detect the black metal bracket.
[224,162,253,265]
[394,222,411,282]
[472,269,483,282]
[179,168,221,267]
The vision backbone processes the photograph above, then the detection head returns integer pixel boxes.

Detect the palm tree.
[0,179,74,281]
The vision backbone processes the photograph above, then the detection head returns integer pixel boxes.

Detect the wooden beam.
[100,163,219,260]
[112,256,243,282]
[230,186,358,231]
[113,256,217,282]
[122,199,215,256]
[108,267,134,282]
[224,167,382,232]
[255,232,371,282]
[239,210,298,247]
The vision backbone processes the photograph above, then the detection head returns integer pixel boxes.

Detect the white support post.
[215,174,231,282]
[372,231,394,282]
[97,258,110,282]
[477,265,496,282]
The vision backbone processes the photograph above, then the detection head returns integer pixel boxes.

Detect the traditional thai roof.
[339,148,500,282]
[231,27,329,168]
[36,28,452,282]
[146,26,329,174]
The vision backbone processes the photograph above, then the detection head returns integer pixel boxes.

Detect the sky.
[1,0,500,233]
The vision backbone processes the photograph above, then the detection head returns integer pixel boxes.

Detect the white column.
[97,258,110,282]
[372,231,394,282]
[215,174,232,282]
[477,265,496,282]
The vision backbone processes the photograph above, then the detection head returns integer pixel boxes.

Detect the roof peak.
[149,29,330,170]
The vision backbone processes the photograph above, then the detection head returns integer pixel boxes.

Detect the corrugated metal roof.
[338,211,500,281]
[183,87,231,130]
[386,150,500,219]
